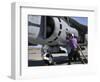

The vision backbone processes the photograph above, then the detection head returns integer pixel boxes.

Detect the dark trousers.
[68,49,83,64]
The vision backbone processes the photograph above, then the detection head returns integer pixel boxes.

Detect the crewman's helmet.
[71,33,74,37]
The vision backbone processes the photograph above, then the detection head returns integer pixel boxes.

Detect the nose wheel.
[42,53,56,65]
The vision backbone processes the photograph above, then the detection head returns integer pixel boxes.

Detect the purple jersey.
[69,37,78,49]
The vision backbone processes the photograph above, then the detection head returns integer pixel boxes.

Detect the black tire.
[83,59,88,64]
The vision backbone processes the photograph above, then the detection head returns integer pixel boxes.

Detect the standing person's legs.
[73,50,77,62]
[68,50,73,65]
